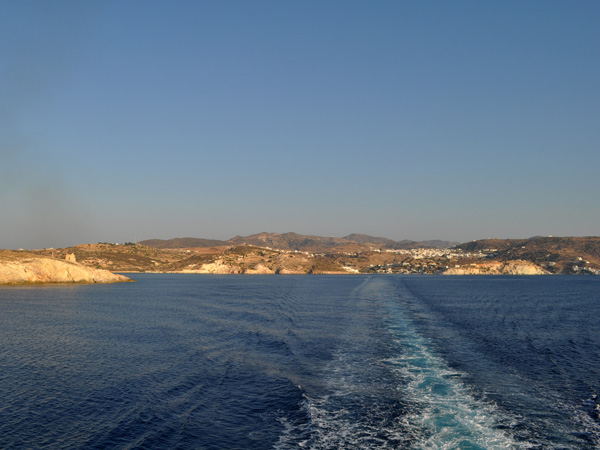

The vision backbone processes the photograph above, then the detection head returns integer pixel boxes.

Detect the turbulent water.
[0,275,599,449]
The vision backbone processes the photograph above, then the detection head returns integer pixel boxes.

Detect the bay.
[0,274,598,449]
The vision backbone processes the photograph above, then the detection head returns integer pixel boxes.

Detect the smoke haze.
[1,2,97,249]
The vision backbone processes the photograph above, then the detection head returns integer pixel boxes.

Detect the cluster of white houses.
[384,248,487,260]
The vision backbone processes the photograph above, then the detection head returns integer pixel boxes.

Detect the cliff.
[0,251,133,285]
[444,260,548,275]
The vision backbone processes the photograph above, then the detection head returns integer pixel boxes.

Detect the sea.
[0,274,599,449]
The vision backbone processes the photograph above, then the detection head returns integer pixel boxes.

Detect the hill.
[12,235,599,276]
[139,237,230,249]
[230,232,458,251]
[141,232,458,252]
[227,232,349,252]
[342,234,458,249]
[163,245,346,274]
[32,243,187,272]
[456,239,528,253]
[456,236,600,274]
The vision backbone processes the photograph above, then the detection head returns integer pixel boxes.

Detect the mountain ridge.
[140,232,459,252]
[140,237,230,249]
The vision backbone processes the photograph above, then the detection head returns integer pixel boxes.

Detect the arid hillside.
[456,237,600,274]
[142,232,459,252]
[33,243,187,272]
[17,235,600,276]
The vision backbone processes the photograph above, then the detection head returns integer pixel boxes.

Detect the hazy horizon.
[2,1,598,249]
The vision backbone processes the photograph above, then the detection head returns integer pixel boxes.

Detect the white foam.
[274,277,536,449]
[385,311,531,449]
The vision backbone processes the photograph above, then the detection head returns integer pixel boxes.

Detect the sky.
[1,0,599,249]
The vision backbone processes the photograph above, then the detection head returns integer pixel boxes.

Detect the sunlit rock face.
[444,260,548,275]
[0,251,132,285]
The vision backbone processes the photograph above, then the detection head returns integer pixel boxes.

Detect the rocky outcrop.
[444,260,548,275]
[179,260,243,274]
[0,251,132,285]
[243,264,276,274]
[180,260,281,274]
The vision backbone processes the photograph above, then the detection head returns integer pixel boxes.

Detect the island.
[7,233,597,278]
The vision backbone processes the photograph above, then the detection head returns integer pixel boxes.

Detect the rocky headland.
[0,251,132,285]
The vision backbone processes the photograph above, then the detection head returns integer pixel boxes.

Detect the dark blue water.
[1,275,599,449]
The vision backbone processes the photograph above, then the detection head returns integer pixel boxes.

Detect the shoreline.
[0,251,133,286]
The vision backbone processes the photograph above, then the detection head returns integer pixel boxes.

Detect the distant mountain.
[140,237,230,249]
[343,233,406,247]
[142,233,458,251]
[343,233,395,244]
[420,239,461,249]
[227,232,349,252]
[213,232,458,252]
[343,234,458,249]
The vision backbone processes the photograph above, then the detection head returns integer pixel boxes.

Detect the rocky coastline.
[7,234,600,277]
[443,260,548,275]
[0,251,132,285]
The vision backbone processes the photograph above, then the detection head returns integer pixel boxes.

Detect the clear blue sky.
[1,0,598,248]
